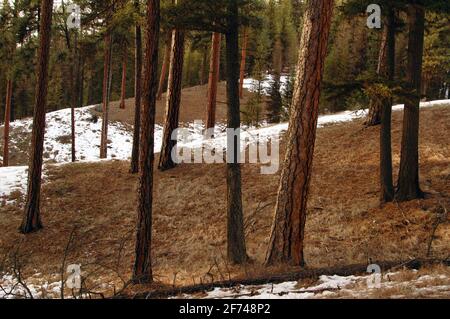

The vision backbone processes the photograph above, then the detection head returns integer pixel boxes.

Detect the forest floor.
[0,101,449,298]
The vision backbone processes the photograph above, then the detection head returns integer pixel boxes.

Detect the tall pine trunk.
[396,4,425,202]
[158,27,185,171]
[119,43,128,109]
[156,35,171,100]
[239,27,249,99]
[131,0,143,174]
[380,7,396,203]
[100,32,112,159]
[71,31,79,163]
[225,0,247,265]
[21,0,54,234]
[205,32,221,130]
[133,0,160,284]
[265,0,334,266]
[2,79,12,167]
[365,28,387,127]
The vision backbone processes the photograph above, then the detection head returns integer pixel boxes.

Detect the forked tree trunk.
[21,0,54,234]
[265,0,334,266]
[156,35,171,100]
[396,4,425,202]
[239,27,249,99]
[133,0,160,284]
[100,32,112,159]
[119,43,128,109]
[205,32,221,130]
[131,0,143,174]
[2,78,12,167]
[365,28,388,127]
[158,27,185,171]
[225,0,247,265]
[380,8,396,203]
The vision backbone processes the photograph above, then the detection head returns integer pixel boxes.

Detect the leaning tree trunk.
[225,0,247,265]
[100,32,112,159]
[396,4,425,202]
[365,27,388,127]
[2,78,12,167]
[239,27,249,99]
[205,32,221,130]
[265,0,334,266]
[133,0,160,284]
[119,43,128,109]
[21,0,54,234]
[158,27,185,171]
[379,7,396,203]
[156,34,171,100]
[131,0,143,174]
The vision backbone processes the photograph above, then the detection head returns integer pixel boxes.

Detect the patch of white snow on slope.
[0,166,28,205]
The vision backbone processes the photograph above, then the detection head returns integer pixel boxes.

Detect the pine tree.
[205,32,221,130]
[21,0,54,234]
[266,0,334,266]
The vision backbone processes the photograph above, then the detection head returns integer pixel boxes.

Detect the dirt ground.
[0,106,449,296]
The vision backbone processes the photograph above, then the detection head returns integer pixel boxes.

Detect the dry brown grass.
[0,106,449,296]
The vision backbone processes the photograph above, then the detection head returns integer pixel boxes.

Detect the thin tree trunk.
[156,35,171,100]
[265,0,334,266]
[396,4,425,202]
[119,43,128,109]
[379,8,396,203]
[133,0,160,284]
[71,31,79,163]
[100,32,112,159]
[239,27,249,99]
[131,0,143,174]
[21,0,54,234]
[2,79,12,167]
[225,0,247,265]
[205,32,221,130]
[158,28,185,171]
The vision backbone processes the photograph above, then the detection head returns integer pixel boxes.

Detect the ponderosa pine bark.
[2,79,12,167]
[239,27,249,99]
[158,26,185,171]
[265,0,334,266]
[225,0,247,265]
[205,32,221,130]
[21,0,54,234]
[119,42,128,109]
[133,0,160,284]
[100,32,112,159]
[396,4,425,202]
[379,7,396,203]
[131,0,143,174]
[156,34,171,100]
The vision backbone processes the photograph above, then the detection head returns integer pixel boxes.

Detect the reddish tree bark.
[265,0,334,266]
[156,35,171,100]
[396,4,425,202]
[239,27,249,99]
[100,32,112,159]
[21,0,54,234]
[131,0,143,174]
[158,28,185,171]
[2,79,12,167]
[205,32,221,130]
[119,43,128,109]
[133,0,160,284]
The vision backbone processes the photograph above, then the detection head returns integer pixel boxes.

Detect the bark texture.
[133,0,160,284]
[21,0,54,234]
[396,4,425,202]
[119,43,128,109]
[239,28,249,99]
[158,28,185,171]
[156,35,171,100]
[131,0,143,174]
[100,32,113,159]
[205,32,221,130]
[225,0,247,265]
[265,0,334,266]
